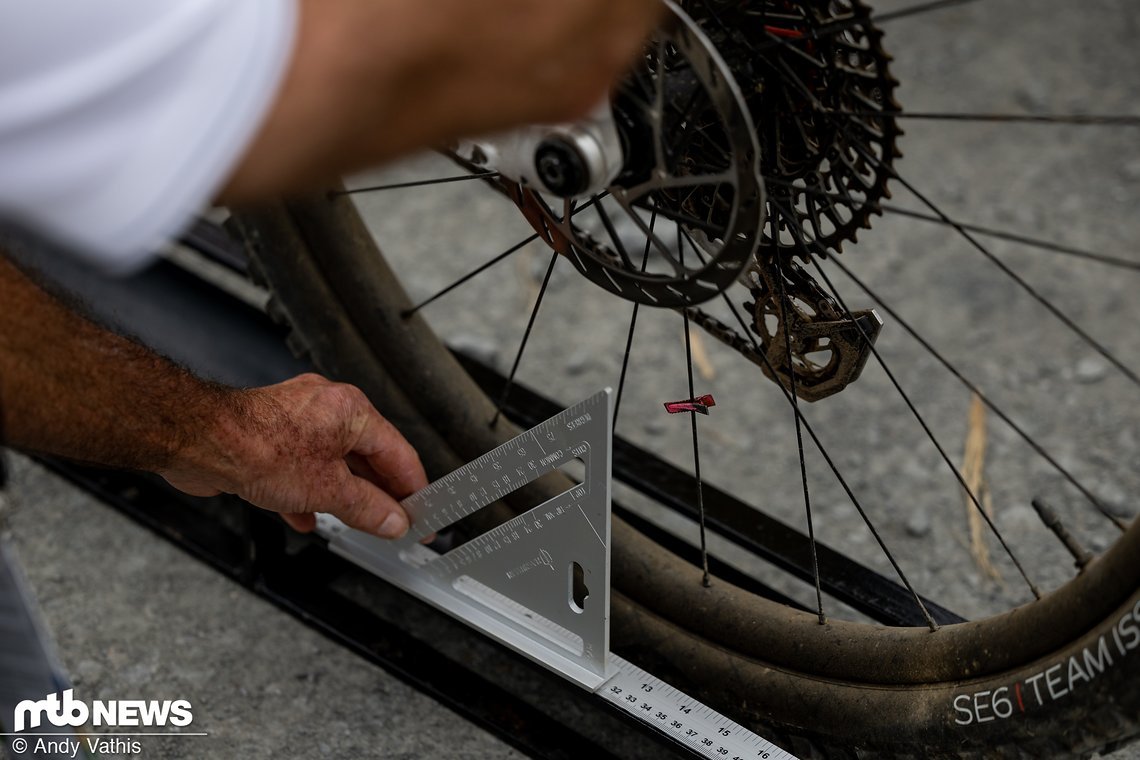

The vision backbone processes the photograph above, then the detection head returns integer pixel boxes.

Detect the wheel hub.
[505,1,768,309]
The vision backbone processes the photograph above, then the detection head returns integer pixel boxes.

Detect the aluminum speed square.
[315,388,797,760]
[315,389,613,688]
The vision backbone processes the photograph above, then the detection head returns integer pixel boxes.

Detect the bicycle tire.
[232,193,1140,758]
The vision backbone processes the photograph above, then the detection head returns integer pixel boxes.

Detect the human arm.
[0,254,426,537]
[221,0,665,202]
[0,0,662,269]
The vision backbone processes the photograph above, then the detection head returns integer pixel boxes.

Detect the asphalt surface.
[0,459,524,760]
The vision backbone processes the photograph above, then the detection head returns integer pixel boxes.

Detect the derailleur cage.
[747,254,882,402]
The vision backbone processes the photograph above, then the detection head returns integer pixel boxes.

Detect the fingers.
[162,475,223,499]
[275,463,409,539]
[281,513,316,533]
[348,453,434,544]
[231,375,422,540]
[342,393,429,500]
[330,465,410,539]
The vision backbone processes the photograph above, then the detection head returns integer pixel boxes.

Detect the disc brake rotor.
[512,0,766,308]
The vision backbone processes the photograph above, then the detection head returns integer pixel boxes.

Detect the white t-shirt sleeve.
[0,0,298,273]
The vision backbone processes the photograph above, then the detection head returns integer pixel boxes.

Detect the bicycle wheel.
[232,0,1140,756]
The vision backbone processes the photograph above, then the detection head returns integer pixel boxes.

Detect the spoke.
[652,38,668,174]
[622,57,659,110]
[879,205,1140,271]
[594,198,635,270]
[626,171,736,198]
[333,172,499,196]
[683,234,937,629]
[666,84,707,143]
[612,193,687,276]
[631,197,724,237]
[613,207,659,429]
[774,199,1042,597]
[870,0,983,24]
[769,50,826,111]
[403,233,540,317]
[825,253,1127,531]
[546,192,608,241]
[407,197,609,318]
[731,295,937,629]
[769,206,826,624]
[826,110,1140,127]
[842,134,1140,390]
[762,175,1140,273]
[764,65,1140,389]
[491,250,558,427]
[764,150,1128,530]
[677,231,711,587]
[682,311,712,588]
[750,0,983,56]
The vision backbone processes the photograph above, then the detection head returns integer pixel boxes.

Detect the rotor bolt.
[534,136,590,198]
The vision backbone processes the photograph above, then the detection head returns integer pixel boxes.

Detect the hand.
[425,0,669,127]
[222,0,666,201]
[161,373,428,539]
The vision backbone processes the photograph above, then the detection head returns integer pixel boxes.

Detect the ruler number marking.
[601,656,793,760]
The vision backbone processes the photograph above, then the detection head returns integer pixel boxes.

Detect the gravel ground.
[3,0,1139,758]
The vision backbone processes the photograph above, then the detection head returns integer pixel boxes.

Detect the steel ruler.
[316,389,796,759]
[603,654,794,760]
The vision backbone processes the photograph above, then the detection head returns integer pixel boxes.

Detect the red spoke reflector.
[764,25,806,39]
[664,394,717,415]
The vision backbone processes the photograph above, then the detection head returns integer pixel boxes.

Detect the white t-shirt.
[0,0,297,273]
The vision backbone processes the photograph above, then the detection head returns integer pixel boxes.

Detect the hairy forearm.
[0,254,425,537]
[0,255,235,471]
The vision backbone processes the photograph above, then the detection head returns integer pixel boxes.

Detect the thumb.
[329,467,411,539]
